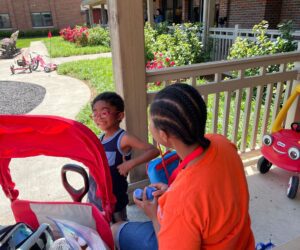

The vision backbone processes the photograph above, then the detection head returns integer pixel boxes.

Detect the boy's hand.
[117,161,133,176]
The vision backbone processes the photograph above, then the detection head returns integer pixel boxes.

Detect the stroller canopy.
[0,115,115,221]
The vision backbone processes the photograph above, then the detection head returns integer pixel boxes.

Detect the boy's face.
[92,100,123,132]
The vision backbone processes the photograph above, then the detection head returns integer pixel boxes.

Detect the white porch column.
[147,0,154,25]
[108,0,148,183]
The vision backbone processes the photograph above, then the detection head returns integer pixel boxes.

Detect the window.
[31,12,53,27]
[0,14,11,29]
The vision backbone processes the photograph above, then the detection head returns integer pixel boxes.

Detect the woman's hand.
[133,183,168,220]
[150,182,168,198]
[134,189,158,220]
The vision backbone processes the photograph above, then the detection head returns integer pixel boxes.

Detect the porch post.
[147,0,154,26]
[202,0,208,46]
[182,0,189,22]
[285,43,300,127]
[100,4,106,25]
[107,0,148,183]
[202,0,215,48]
[88,6,94,27]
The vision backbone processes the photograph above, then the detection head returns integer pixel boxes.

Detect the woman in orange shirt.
[111,83,255,250]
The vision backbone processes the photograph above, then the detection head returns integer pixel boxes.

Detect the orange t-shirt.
[157,134,255,250]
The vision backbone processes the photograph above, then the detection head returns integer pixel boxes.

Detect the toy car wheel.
[287,176,299,199]
[31,60,39,71]
[257,156,272,174]
[10,65,15,74]
[44,66,51,73]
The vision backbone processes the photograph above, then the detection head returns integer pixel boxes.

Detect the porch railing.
[146,51,300,156]
[208,25,300,61]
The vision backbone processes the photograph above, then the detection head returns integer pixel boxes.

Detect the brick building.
[151,0,300,29]
[217,0,300,29]
[0,0,86,31]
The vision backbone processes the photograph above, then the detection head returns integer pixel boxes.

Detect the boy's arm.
[118,133,159,176]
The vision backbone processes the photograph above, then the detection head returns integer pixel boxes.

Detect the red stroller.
[0,115,116,249]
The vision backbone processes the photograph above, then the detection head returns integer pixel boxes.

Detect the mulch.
[0,81,46,114]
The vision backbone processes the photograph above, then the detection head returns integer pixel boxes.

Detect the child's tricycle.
[10,54,32,74]
[0,115,116,249]
[30,53,57,73]
[257,85,300,199]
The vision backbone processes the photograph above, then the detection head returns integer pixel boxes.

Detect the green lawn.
[16,36,111,58]
[57,57,114,133]
[16,37,47,48]
[44,37,111,58]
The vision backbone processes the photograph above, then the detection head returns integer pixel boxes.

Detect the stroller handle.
[61,164,89,202]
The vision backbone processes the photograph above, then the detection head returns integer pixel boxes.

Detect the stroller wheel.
[257,156,272,174]
[287,176,299,199]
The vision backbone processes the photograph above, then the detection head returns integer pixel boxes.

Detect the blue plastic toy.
[256,241,275,250]
[133,187,157,201]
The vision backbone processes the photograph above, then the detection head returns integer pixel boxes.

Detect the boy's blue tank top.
[101,129,131,169]
[88,129,131,212]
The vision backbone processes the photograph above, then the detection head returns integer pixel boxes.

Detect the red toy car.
[257,85,300,199]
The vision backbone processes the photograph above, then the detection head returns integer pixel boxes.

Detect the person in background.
[111,83,255,250]
[88,92,159,223]
[154,8,164,24]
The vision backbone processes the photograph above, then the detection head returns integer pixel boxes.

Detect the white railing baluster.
[283,80,294,126]
[261,83,274,138]
[241,87,253,152]
[222,91,231,137]
[191,76,197,87]
[232,89,242,144]
[212,93,220,133]
[271,82,284,123]
[250,85,263,149]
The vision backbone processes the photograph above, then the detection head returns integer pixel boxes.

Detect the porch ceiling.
[82,0,106,6]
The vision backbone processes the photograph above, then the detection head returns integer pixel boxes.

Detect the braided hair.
[91,92,124,112]
[150,83,210,149]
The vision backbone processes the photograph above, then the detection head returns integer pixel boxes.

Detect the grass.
[57,58,114,133]
[16,37,47,48]
[16,36,111,58]
[44,37,111,58]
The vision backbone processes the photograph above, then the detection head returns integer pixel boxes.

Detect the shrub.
[228,20,297,76]
[146,52,176,89]
[87,27,110,47]
[60,26,89,46]
[144,22,204,66]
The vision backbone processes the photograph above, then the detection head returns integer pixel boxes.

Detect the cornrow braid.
[150,83,210,149]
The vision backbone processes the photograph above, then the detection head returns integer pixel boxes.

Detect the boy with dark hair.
[88,92,159,222]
